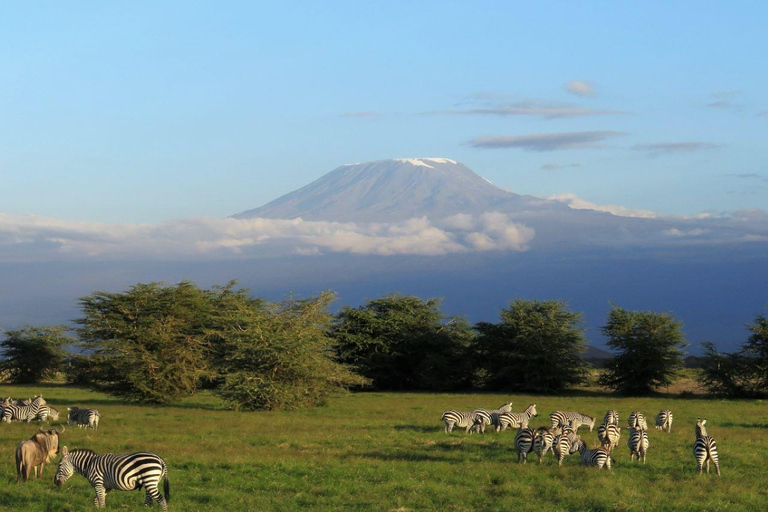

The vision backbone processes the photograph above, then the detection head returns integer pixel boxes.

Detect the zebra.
[597,423,621,452]
[67,407,101,430]
[441,410,478,434]
[54,447,170,510]
[570,438,613,471]
[553,426,579,466]
[628,425,650,463]
[628,411,648,430]
[470,402,513,433]
[655,409,673,433]
[694,418,721,476]
[2,396,47,423]
[498,404,538,431]
[549,411,595,432]
[35,405,60,422]
[603,409,619,426]
[514,427,536,464]
[533,426,562,463]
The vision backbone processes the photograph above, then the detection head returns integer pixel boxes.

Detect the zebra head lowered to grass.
[54,446,170,510]
[2,395,47,423]
[694,418,721,476]
[67,407,101,429]
[549,411,595,432]
[570,438,613,471]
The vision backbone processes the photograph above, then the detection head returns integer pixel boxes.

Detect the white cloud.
[548,194,659,219]
[565,81,596,97]
[0,213,536,262]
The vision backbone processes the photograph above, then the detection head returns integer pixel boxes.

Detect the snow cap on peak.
[393,157,458,168]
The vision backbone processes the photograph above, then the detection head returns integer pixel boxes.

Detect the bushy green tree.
[0,325,72,383]
[598,306,686,395]
[214,291,368,410]
[474,299,589,392]
[700,312,768,398]
[76,281,226,403]
[331,294,475,390]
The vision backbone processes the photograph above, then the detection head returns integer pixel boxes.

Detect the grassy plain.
[0,383,766,511]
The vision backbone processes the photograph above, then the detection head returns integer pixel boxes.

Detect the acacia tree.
[75,281,226,403]
[598,306,687,395]
[474,299,589,392]
[331,294,475,390]
[700,312,768,397]
[214,291,368,410]
[0,325,72,383]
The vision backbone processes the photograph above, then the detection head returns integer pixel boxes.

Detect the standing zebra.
[68,407,101,430]
[603,409,619,425]
[54,447,170,510]
[694,418,721,476]
[552,427,579,467]
[470,402,513,433]
[628,411,648,430]
[2,396,47,423]
[597,423,621,452]
[655,409,673,433]
[514,428,537,464]
[628,425,650,463]
[497,404,538,431]
[533,426,562,463]
[570,438,613,471]
[549,411,595,432]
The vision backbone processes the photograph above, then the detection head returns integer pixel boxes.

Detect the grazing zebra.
[603,409,619,426]
[68,407,101,430]
[533,426,562,463]
[514,428,536,464]
[54,447,170,510]
[498,404,538,431]
[35,405,60,422]
[2,396,47,423]
[694,418,721,476]
[628,426,650,463]
[570,438,613,471]
[552,427,579,467]
[549,411,595,432]
[655,409,673,433]
[470,402,513,433]
[442,410,477,434]
[597,423,621,452]
[628,411,648,430]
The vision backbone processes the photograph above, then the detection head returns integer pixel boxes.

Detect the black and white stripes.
[694,418,720,476]
[549,411,595,432]
[54,447,170,510]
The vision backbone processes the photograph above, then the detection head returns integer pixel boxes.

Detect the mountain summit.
[232,158,542,222]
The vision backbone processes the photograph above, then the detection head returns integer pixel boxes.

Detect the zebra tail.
[164,471,171,503]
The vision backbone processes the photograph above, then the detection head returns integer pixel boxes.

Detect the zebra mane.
[70,448,97,456]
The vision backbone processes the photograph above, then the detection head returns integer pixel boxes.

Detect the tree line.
[1,281,765,409]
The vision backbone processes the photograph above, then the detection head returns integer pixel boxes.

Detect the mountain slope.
[233,158,551,222]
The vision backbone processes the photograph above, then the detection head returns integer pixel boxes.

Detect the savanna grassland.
[1,384,766,511]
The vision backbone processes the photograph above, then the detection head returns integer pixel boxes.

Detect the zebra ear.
[62,446,68,456]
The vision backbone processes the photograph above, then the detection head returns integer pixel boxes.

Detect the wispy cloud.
[0,213,536,262]
[428,104,621,119]
[469,131,625,152]
[706,90,742,110]
[565,80,595,97]
[540,163,581,171]
[549,193,659,219]
[632,142,722,156]
[726,173,761,179]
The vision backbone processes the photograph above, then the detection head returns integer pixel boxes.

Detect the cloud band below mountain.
[0,213,536,262]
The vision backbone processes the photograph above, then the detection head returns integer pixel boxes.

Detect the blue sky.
[2,1,767,223]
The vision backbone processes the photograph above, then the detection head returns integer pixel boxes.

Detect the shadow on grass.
[394,425,440,433]
[720,422,768,429]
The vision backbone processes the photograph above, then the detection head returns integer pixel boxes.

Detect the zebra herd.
[441,402,721,475]
[2,392,170,509]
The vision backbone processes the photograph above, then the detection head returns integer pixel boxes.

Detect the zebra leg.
[93,484,107,508]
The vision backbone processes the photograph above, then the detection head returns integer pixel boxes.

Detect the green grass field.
[1,384,766,511]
